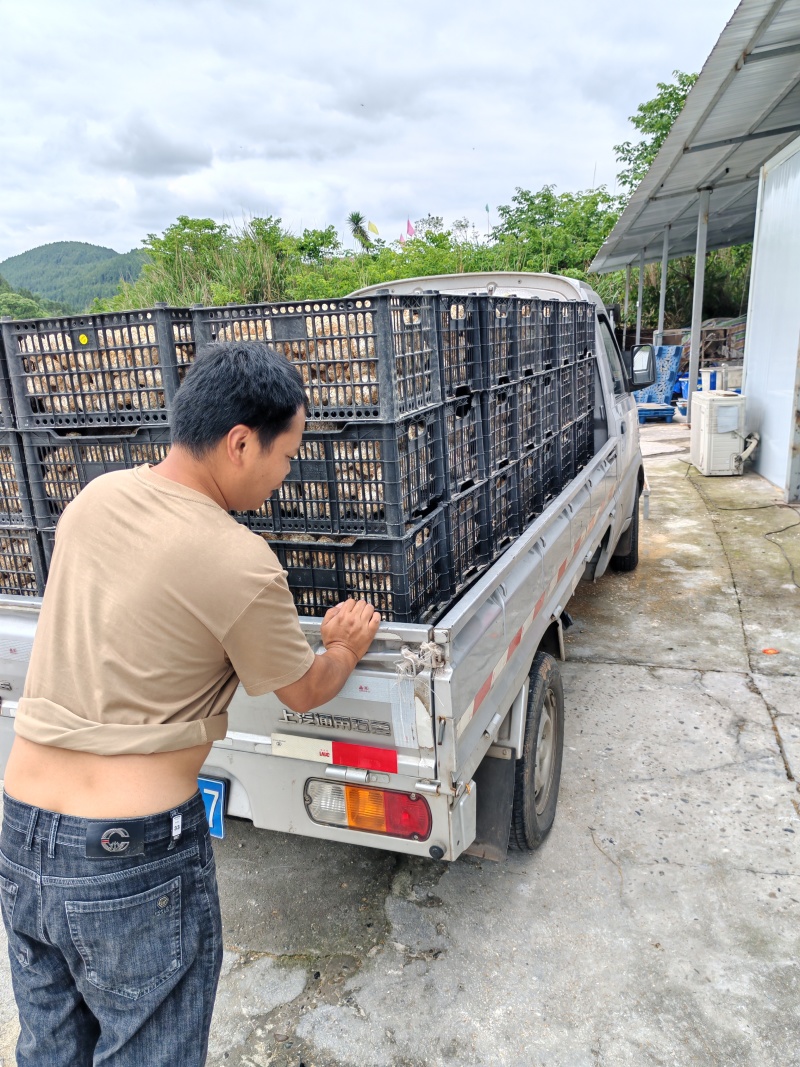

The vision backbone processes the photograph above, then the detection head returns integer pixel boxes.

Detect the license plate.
[198,775,227,839]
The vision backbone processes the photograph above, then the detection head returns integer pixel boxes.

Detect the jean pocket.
[0,873,31,969]
[66,876,182,1000]
[0,873,18,927]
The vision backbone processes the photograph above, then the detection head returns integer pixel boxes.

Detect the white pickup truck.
[0,272,655,862]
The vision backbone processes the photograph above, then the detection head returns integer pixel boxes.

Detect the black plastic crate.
[191,295,440,421]
[575,357,595,415]
[554,301,595,366]
[575,302,595,358]
[540,438,559,503]
[516,298,543,375]
[489,466,520,560]
[22,427,171,526]
[518,441,559,527]
[0,432,33,526]
[266,508,449,623]
[437,295,482,397]
[0,332,17,428]
[0,527,46,597]
[444,482,491,596]
[558,365,576,426]
[518,450,543,527]
[168,308,196,383]
[540,301,557,369]
[518,375,537,450]
[554,302,577,366]
[541,437,558,503]
[540,372,558,441]
[574,412,594,471]
[480,296,517,386]
[239,410,445,537]
[483,385,519,473]
[1,310,183,429]
[557,422,577,487]
[444,393,485,495]
[519,371,558,449]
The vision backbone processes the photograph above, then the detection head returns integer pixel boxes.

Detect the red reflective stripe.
[463,488,617,727]
[508,628,523,657]
[332,742,398,773]
[473,673,494,716]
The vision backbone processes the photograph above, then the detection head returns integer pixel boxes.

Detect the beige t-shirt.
[15,465,315,755]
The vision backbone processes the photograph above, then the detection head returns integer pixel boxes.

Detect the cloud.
[95,116,213,177]
[0,0,739,260]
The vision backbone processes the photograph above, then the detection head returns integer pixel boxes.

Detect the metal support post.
[622,265,631,350]
[635,249,645,345]
[687,189,711,425]
[655,227,669,346]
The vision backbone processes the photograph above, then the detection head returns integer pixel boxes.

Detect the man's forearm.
[275,645,358,713]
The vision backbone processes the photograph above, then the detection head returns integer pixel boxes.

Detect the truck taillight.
[305,780,432,841]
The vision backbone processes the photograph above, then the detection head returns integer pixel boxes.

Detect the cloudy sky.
[0,0,739,261]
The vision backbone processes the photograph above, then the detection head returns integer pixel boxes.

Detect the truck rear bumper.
[201,745,476,862]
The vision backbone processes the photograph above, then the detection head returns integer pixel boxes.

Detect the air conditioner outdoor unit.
[690,391,751,476]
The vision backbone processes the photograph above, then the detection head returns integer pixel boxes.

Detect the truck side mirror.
[630,344,656,389]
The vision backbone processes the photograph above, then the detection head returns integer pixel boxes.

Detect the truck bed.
[196,434,621,858]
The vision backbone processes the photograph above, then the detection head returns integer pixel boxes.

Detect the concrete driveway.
[0,423,798,1066]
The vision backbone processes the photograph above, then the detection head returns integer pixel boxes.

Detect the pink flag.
[400,233,406,244]
[406,219,415,236]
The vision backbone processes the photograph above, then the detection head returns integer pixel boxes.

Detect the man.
[0,341,380,1065]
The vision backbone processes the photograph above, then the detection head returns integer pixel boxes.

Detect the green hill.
[0,241,146,311]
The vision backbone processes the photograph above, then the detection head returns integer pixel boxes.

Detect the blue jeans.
[0,790,223,1066]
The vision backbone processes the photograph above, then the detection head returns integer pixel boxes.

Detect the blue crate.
[637,403,674,424]
[677,370,720,399]
[633,345,681,405]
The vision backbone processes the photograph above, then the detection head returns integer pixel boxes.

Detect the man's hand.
[274,599,381,714]
[321,599,381,664]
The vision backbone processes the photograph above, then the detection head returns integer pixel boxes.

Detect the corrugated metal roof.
[591,0,800,273]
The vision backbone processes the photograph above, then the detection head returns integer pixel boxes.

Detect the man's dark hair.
[171,341,308,456]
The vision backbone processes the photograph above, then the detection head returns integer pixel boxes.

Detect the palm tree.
[347,211,371,251]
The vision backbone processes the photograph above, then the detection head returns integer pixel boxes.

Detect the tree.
[0,292,45,318]
[412,215,445,237]
[608,70,753,328]
[614,70,698,192]
[494,186,622,276]
[346,212,371,251]
[297,226,340,264]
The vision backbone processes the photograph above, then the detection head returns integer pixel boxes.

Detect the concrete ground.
[0,421,798,1066]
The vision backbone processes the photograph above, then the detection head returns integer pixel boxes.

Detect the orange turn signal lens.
[345,786,386,833]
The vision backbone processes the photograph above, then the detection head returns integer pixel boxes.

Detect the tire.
[510,652,565,851]
[610,487,640,572]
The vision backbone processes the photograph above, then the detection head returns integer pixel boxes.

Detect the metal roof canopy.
[591,0,800,275]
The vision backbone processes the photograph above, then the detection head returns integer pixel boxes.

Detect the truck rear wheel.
[510,652,564,850]
[610,487,640,572]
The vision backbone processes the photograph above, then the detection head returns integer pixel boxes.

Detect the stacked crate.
[436,295,490,595]
[193,296,451,622]
[550,301,596,487]
[489,296,597,536]
[480,296,521,562]
[0,309,181,593]
[0,290,599,618]
[0,397,46,596]
[517,299,558,529]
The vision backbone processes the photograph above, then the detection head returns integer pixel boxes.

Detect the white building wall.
[743,135,800,501]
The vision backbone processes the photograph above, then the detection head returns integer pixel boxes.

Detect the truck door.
[596,313,636,457]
